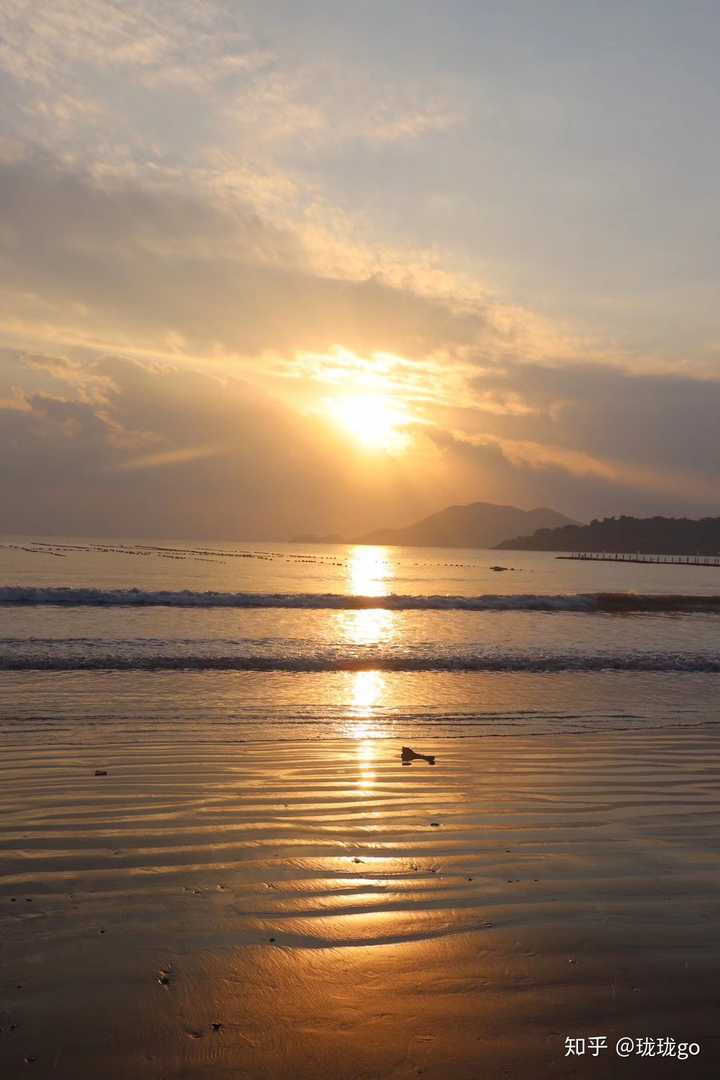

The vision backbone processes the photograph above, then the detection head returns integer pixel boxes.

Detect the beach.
[2,541,720,1076]
[2,698,719,1077]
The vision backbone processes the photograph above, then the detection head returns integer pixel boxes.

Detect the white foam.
[2,585,718,613]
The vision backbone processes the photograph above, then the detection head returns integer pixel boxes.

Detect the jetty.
[557,552,720,567]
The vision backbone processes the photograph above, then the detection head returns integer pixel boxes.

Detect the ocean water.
[1,536,719,738]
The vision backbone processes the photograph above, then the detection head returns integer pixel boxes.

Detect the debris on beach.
[94,769,108,777]
[401,746,435,765]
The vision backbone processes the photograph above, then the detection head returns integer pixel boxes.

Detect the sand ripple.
[2,728,719,950]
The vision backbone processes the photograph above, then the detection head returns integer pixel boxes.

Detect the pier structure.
[557,552,720,567]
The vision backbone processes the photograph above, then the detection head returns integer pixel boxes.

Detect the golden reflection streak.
[342,545,397,650]
[344,551,394,794]
[351,670,384,718]
[348,670,386,794]
[339,607,396,646]
[355,740,376,792]
[348,545,392,597]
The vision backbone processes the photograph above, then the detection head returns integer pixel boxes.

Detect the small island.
[496,513,720,555]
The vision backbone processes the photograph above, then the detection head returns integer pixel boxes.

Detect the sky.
[2,0,720,539]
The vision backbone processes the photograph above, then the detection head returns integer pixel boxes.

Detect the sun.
[328,394,410,451]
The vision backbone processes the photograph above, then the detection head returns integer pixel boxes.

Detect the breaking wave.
[2,585,720,613]
[2,652,720,672]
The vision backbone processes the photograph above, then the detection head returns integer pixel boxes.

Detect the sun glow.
[328,394,410,451]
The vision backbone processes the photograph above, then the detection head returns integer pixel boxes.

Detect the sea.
[1,535,719,741]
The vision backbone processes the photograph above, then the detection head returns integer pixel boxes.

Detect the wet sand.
[1,722,719,1078]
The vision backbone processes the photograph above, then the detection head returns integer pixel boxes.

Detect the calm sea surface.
[1,536,719,738]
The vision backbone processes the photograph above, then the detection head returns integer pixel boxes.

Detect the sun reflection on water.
[351,670,384,717]
[340,607,396,646]
[354,735,376,793]
[348,545,393,597]
[343,551,393,794]
[347,670,386,792]
[342,546,397,652]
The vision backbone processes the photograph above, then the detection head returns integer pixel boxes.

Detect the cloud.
[464,360,720,476]
[0,354,450,538]
[1,138,718,530]
[113,445,225,471]
[0,0,460,162]
[424,359,720,517]
[5,340,720,542]
[0,150,518,368]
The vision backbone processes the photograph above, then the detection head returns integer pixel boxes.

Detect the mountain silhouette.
[356,502,577,549]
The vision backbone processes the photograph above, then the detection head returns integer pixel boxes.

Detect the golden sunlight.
[348,545,392,597]
[351,670,384,717]
[328,394,410,451]
[354,735,376,793]
[349,673,385,791]
[341,607,396,646]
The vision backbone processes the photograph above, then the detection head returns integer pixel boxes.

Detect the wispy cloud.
[112,444,224,471]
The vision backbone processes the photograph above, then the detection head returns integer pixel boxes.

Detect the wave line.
[2,586,720,613]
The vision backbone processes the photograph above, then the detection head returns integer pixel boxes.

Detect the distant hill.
[496,514,720,554]
[356,502,577,549]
